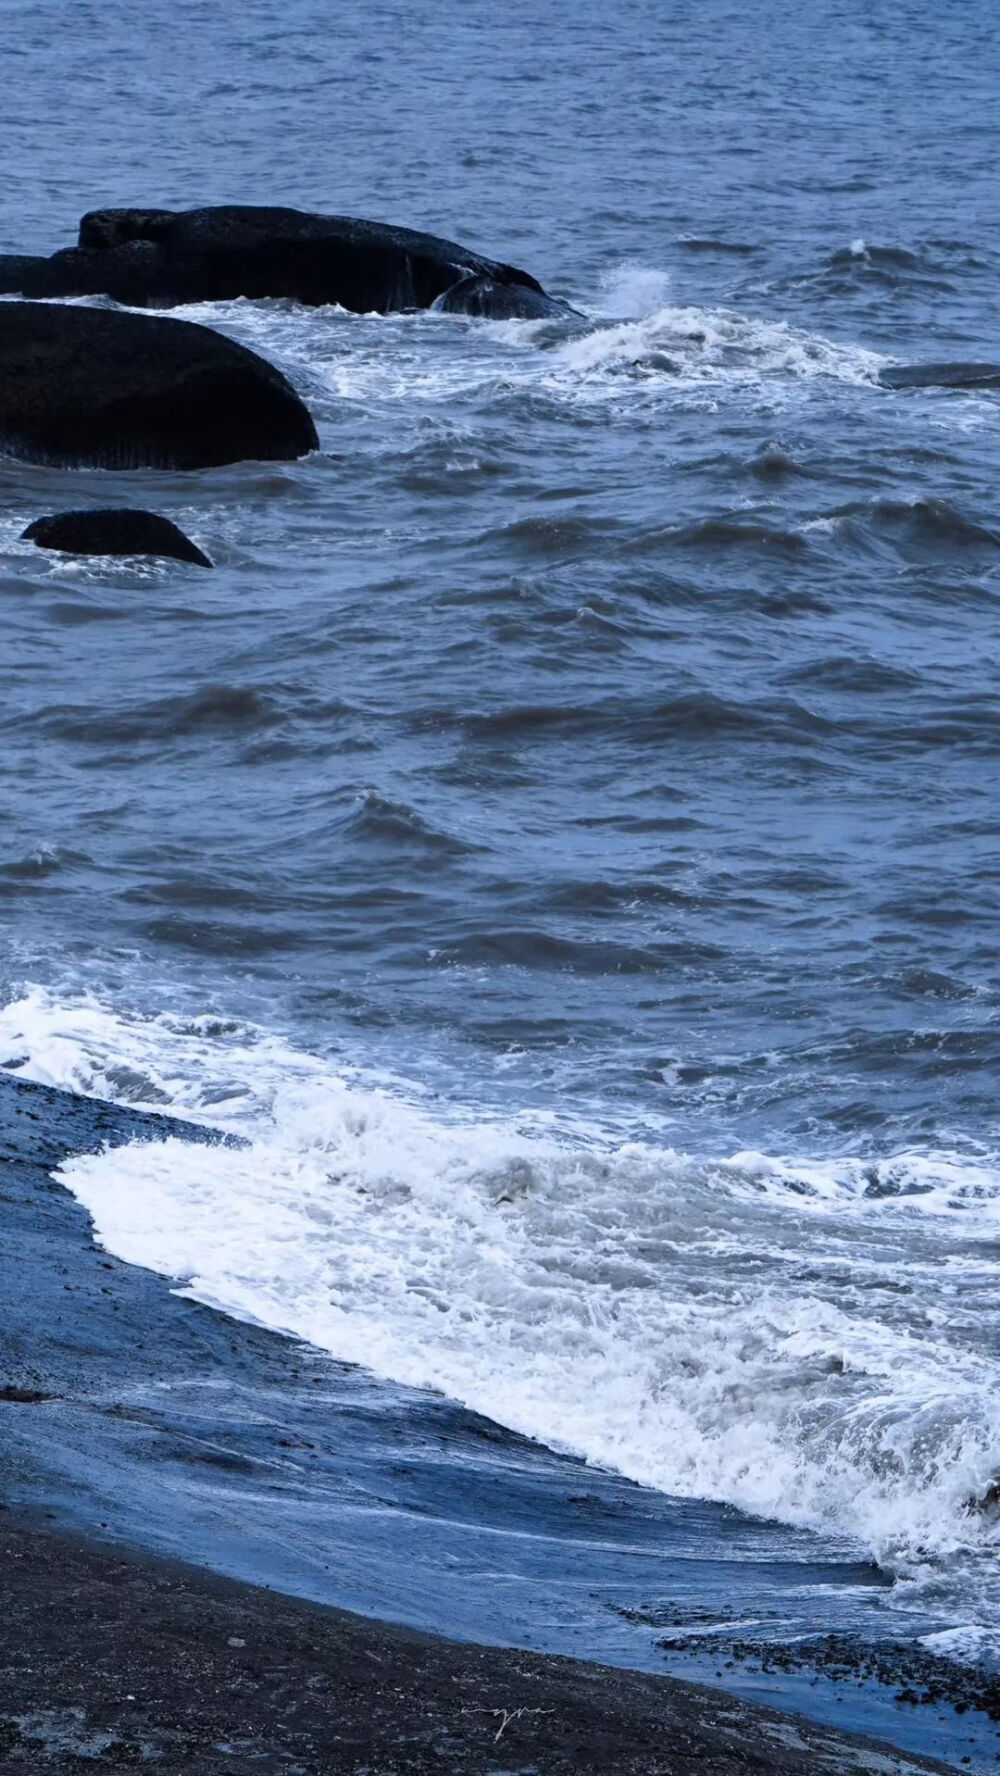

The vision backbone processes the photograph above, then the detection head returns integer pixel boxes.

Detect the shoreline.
[0,1069,990,1772]
[0,1515,955,1775]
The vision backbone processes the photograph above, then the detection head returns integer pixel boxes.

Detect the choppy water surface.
[2,0,999,1673]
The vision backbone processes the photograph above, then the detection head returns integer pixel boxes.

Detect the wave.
[674,237,759,256]
[411,688,834,745]
[808,497,1000,559]
[2,983,1000,1630]
[0,843,91,882]
[662,516,808,553]
[804,240,960,294]
[342,790,483,857]
[746,444,812,479]
[19,684,288,745]
[432,927,725,974]
[551,301,884,390]
[168,279,886,421]
[830,241,925,270]
[781,654,922,694]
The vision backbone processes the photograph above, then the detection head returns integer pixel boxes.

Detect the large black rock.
[0,205,567,315]
[23,508,213,567]
[0,301,318,469]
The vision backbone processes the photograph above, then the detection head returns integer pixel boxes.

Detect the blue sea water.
[1,0,1000,1725]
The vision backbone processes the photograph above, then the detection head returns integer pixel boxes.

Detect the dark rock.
[0,301,318,469]
[0,240,190,305]
[880,361,1000,390]
[0,255,56,294]
[79,207,176,250]
[660,1629,1000,1730]
[2,205,561,314]
[23,510,212,568]
[432,271,578,320]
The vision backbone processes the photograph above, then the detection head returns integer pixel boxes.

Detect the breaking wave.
[168,269,887,424]
[3,983,999,1635]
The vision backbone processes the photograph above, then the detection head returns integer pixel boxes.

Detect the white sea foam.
[919,1626,996,1665]
[549,302,885,391]
[2,982,999,1627]
[160,275,885,425]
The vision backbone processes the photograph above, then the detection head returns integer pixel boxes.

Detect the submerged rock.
[0,205,563,315]
[23,509,212,567]
[0,301,318,469]
[432,272,578,320]
[880,361,1000,390]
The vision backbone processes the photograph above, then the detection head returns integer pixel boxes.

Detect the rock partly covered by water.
[23,509,213,567]
[431,269,578,319]
[0,205,570,318]
[0,301,318,469]
[880,361,1000,390]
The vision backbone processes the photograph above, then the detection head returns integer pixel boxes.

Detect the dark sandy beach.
[0,1070,989,1773]
[0,1520,956,1775]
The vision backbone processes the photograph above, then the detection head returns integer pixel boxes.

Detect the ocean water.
[2,0,1000,1675]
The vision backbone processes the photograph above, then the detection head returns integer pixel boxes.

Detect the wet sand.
[0,1521,955,1774]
